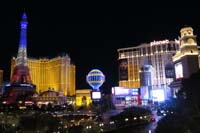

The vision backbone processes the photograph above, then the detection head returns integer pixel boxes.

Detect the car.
[151,117,156,122]
[157,109,163,116]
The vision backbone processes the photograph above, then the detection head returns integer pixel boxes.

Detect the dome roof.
[40,89,59,97]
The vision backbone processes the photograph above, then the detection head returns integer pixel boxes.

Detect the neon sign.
[150,39,169,46]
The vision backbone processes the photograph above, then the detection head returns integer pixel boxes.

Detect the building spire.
[11,12,32,84]
[16,12,28,66]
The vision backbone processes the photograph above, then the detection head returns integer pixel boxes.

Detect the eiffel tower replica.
[2,13,36,105]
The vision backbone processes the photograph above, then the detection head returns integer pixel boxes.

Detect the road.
[102,109,123,123]
[106,110,163,133]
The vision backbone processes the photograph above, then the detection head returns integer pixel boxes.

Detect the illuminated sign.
[131,89,139,95]
[152,89,165,102]
[25,101,33,105]
[119,59,128,80]
[140,86,149,99]
[150,39,169,46]
[114,87,129,95]
[175,62,183,79]
[165,63,175,78]
[91,91,101,99]
[112,87,138,96]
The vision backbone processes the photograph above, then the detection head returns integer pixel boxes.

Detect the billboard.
[112,87,139,96]
[140,86,149,100]
[175,62,183,79]
[152,89,165,102]
[91,91,101,99]
[118,58,128,80]
[165,63,175,78]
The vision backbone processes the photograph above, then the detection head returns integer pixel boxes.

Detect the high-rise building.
[118,39,179,89]
[118,26,200,101]
[11,55,76,96]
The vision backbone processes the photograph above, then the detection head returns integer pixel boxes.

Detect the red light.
[151,117,156,122]
[25,101,33,104]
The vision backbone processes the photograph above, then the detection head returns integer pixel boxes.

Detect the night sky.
[0,1,200,93]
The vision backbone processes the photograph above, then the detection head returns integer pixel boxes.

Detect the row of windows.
[122,53,172,86]
[119,43,179,57]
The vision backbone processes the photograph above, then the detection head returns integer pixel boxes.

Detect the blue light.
[16,12,28,66]
[22,13,27,20]
[86,69,105,90]
[5,83,11,87]
[19,13,28,48]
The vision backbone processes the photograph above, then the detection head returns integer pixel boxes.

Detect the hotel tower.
[11,54,76,96]
[118,39,180,100]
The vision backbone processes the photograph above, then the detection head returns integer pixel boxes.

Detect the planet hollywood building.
[118,39,180,103]
[118,26,200,104]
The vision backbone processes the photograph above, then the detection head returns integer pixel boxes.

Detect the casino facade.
[117,26,200,102]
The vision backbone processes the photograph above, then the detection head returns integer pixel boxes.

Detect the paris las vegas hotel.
[117,26,200,102]
[10,55,76,96]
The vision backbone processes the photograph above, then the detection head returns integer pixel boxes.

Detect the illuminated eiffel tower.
[11,12,31,83]
[3,13,36,104]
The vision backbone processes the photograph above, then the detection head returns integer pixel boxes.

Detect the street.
[106,110,163,133]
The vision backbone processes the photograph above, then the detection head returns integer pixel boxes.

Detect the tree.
[19,113,59,132]
[47,103,53,111]
[102,94,113,111]
[156,71,200,132]
[178,71,200,114]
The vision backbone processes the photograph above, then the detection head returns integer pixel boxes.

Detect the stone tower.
[173,26,199,79]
